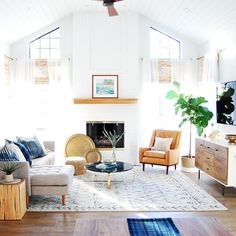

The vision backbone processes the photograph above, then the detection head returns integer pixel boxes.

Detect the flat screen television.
[217,81,236,125]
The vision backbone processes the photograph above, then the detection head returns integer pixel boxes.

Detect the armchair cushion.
[151,137,173,151]
[144,150,166,159]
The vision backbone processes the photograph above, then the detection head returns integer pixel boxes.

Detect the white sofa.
[0,141,75,205]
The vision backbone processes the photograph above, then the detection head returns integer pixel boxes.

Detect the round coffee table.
[86,161,133,189]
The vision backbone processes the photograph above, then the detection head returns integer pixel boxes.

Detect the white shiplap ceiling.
[1,0,236,44]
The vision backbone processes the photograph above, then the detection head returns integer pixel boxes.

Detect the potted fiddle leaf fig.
[166,81,213,169]
[0,163,19,182]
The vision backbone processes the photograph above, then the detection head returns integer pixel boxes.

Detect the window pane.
[29,28,60,59]
[30,40,40,49]
[30,48,40,59]
[41,39,50,48]
[50,39,59,49]
[50,29,60,38]
[50,49,60,59]
[40,49,50,59]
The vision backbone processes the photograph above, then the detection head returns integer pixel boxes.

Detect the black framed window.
[29,27,60,59]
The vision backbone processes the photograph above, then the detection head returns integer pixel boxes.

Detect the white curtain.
[138,59,159,146]
[4,59,72,137]
[202,51,219,83]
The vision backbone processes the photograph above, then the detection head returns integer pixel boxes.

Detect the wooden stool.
[0,179,26,220]
[65,156,86,175]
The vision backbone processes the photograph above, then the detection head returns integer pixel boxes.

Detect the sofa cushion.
[0,144,19,161]
[30,165,74,186]
[16,136,46,159]
[5,139,32,166]
[31,152,55,166]
[144,150,166,159]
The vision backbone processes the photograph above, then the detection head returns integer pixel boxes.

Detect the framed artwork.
[92,75,118,98]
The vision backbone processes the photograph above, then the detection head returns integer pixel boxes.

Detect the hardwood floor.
[0,169,236,236]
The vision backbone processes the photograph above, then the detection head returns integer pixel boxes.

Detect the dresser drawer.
[214,157,228,185]
[202,151,214,166]
[214,145,228,155]
[202,163,214,176]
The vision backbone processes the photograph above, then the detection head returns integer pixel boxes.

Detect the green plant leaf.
[173,81,180,90]
[166,90,178,99]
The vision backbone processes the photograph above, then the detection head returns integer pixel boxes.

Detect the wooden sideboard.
[195,137,236,193]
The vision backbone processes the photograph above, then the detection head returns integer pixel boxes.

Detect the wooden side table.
[0,179,26,220]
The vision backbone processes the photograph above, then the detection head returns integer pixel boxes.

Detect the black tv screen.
[217,81,236,125]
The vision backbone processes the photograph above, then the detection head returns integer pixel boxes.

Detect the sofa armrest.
[0,161,31,196]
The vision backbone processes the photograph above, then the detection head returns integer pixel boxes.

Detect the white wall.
[9,12,200,164]
[198,32,236,135]
[10,15,73,59]
[71,12,140,164]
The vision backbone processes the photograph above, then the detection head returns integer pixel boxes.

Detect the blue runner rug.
[127,218,181,236]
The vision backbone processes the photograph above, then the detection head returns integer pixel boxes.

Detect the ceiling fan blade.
[107,5,118,16]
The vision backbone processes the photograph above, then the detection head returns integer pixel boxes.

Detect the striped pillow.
[5,139,32,166]
[16,136,46,159]
[0,144,19,161]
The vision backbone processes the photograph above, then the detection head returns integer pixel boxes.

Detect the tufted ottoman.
[30,165,74,205]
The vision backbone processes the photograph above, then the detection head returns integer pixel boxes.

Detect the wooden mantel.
[73,98,138,104]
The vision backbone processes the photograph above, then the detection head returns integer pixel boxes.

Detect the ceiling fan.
[95,0,123,17]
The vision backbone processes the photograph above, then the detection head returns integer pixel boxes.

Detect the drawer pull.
[206,168,209,170]
[207,157,210,160]
[207,146,210,149]
[215,149,218,151]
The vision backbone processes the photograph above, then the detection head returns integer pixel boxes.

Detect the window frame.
[150,27,181,60]
[29,27,60,59]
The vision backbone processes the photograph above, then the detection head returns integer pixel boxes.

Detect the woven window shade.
[4,55,11,83]
[35,60,49,84]
[158,60,171,83]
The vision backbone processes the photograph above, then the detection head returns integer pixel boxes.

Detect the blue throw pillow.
[0,144,19,161]
[16,136,46,160]
[5,139,32,166]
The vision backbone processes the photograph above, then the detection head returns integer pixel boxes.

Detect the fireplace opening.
[86,121,124,148]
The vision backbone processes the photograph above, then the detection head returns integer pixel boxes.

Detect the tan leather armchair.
[139,129,181,174]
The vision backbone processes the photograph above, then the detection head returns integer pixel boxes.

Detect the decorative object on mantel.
[166,81,213,171]
[102,125,125,165]
[0,163,19,182]
[225,134,236,143]
[73,98,138,104]
[92,74,118,98]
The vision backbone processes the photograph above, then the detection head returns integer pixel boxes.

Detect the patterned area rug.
[28,167,227,212]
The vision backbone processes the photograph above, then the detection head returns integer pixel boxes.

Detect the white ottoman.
[30,165,75,205]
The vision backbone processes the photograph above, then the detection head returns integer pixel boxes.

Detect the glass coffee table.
[86,161,133,189]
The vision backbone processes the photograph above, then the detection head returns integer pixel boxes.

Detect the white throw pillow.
[151,137,173,151]
[7,143,26,162]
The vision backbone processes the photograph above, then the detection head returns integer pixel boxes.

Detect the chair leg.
[142,163,145,171]
[62,195,65,205]
[26,196,29,206]
[151,164,153,167]
[174,164,177,170]
[166,166,169,175]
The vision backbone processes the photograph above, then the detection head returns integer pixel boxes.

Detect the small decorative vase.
[111,146,117,164]
[5,174,13,182]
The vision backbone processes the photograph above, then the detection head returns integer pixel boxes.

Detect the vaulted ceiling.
[1,0,236,45]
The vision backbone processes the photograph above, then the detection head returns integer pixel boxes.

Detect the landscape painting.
[92,75,118,98]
